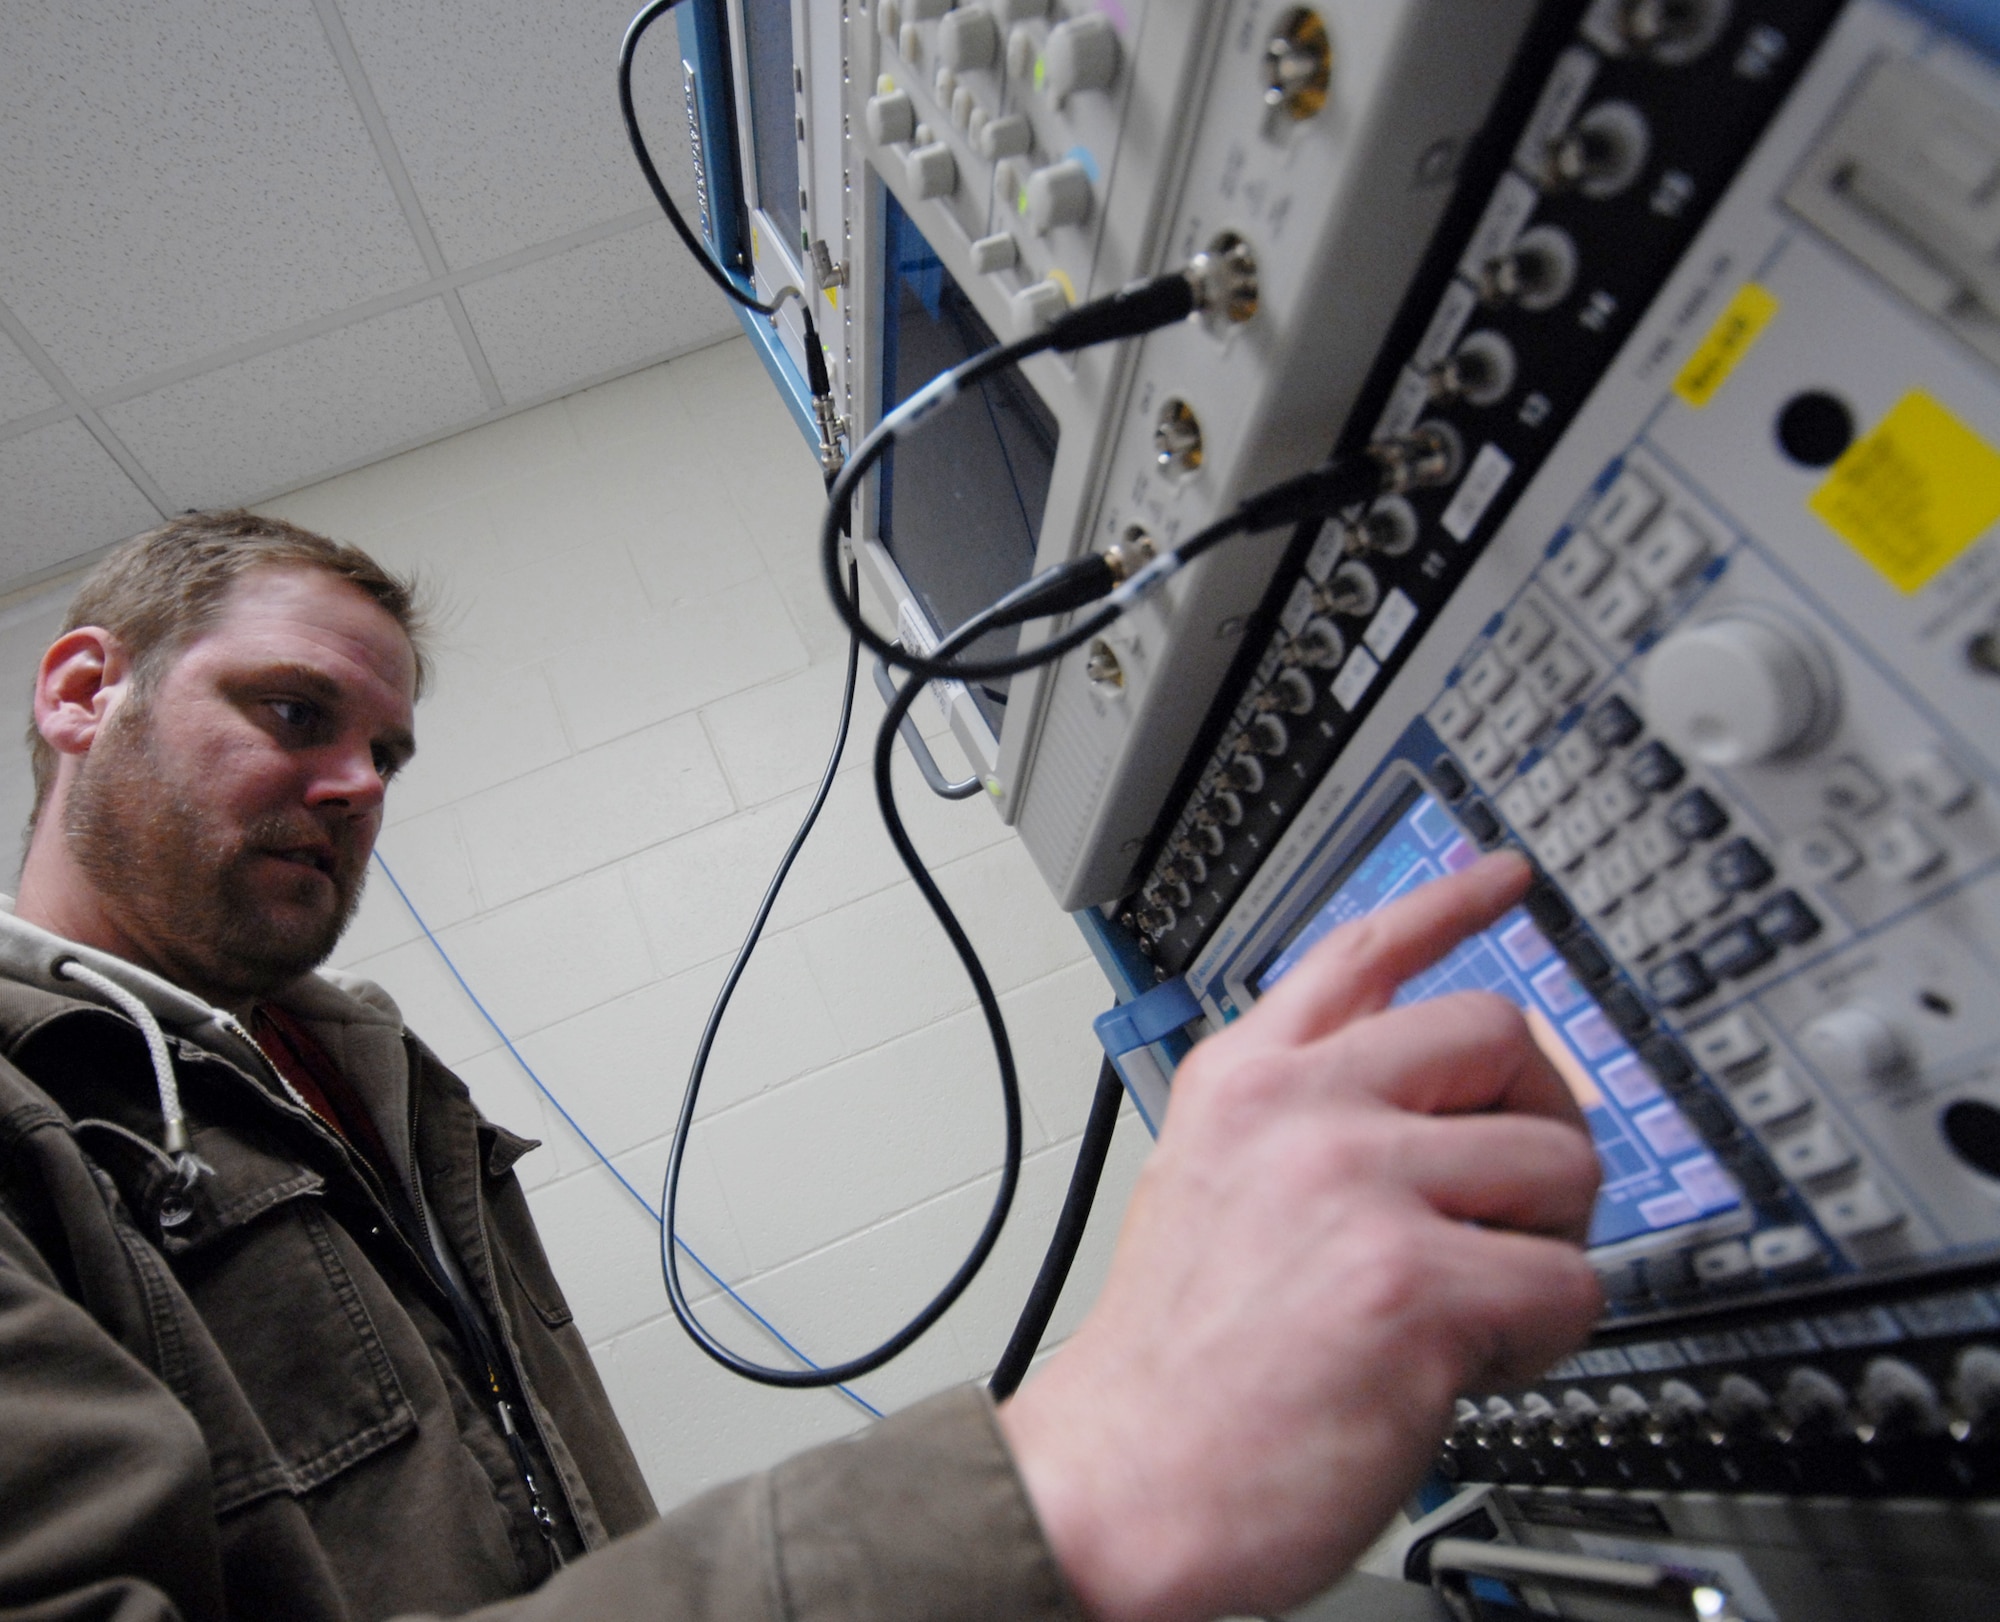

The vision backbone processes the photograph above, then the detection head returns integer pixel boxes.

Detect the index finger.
[1241,849,1532,1051]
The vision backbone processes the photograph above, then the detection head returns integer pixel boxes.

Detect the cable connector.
[1045,271,1199,352]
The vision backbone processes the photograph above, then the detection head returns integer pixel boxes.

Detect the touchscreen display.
[1255,784,1743,1251]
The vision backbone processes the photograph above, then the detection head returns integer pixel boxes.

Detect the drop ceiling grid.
[0,0,734,593]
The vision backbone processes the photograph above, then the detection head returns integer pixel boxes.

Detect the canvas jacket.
[0,904,1081,1622]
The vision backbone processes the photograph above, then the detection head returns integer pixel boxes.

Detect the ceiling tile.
[99,299,488,510]
[458,223,737,404]
[0,333,62,427]
[0,0,428,395]
[0,419,161,586]
[339,0,697,268]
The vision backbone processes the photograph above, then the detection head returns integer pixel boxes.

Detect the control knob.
[1775,1366,1849,1441]
[1009,277,1068,336]
[1798,1005,1908,1092]
[1950,1344,2000,1440]
[1041,12,1120,101]
[1644,1379,1711,1446]
[1025,159,1093,233]
[905,141,959,199]
[1592,1383,1649,1445]
[865,89,917,145]
[1710,1373,1773,1439]
[1642,607,1837,766]
[1854,1357,1948,1441]
[976,111,1032,159]
[938,6,1000,71]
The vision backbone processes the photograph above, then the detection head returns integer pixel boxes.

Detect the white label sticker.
[898,598,967,721]
[1442,442,1515,542]
[1279,577,1315,636]
[1413,280,1479,373]
[1330,647,1379,711]
[1304,525,1345,584]
[1363,588,1419,659]
[1373,369,1430,441]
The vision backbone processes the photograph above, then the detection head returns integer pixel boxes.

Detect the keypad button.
[1526,639,1595,705]
[1585,570,1654,642]
[1605,912,1653,961]
[1692,1239,1755,1285]
[1598,842,1644,897]
[1686,1011,1768,1073]
[1527,818,1580,871]
[1641,1249,1698,1301]
[1664,787,1729,842]
[1570,864,1618,916]
[1626,740,1686,794]
[1493,686,1551,749]
[1649,951,1715,1008]
[1428,755,1470,802]
[1770,1120,1856,1180]
[1754,889,1822,946]
[1867,815,1945,883]
[1460,647,1514,707]
[1749,1226,1826,1274]
[1708,836,1776,894]
[1785,821,1862,884]
[1459,799,1503,847]
[1588,773,1645,826]
[1636,888,1685,944]
[1428,687,1483,743]
[1498,779,1544,829]
[1552,727,1605,780]
[1495,598,1555,663]
[1601,984,1652,1039]
[1588,465,1663,549]
[1560,799,1610,850]
[1676,1089,1735,1142]
[1721,1142,1784,1199]
[1461,725,1515,788]
[1523,882,1575,938]
[1699,918,1775,980]
[1731,1065,1811,1128]
[1630,509,1714,593]
[1899,747,1975,814]
[1549,531,1613,599]
[1567,935,1615,984]
[1586,695,1644,750]
[1668,863,1730,919]
[1526,755,1572,810]
[1822,756,1889,817]
[1812,1179,1904,1240]
[1638,1032,1694,1087]
[1630,819,1688,873]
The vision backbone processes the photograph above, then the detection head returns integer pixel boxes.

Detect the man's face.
[63,566,417,1007]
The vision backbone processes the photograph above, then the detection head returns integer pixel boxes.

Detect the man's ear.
[35,627,133,758]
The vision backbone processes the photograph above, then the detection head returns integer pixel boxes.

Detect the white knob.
[1042,13,1120,100]
[1010,277,1068,336]
[939,7,1000,71]
[977,111,1032,159]
[1799,1006,1907,1091]
[1641,608,1835,766]
[865,90,916,145]
[905,141,958,199]
[1025,159,1093,232]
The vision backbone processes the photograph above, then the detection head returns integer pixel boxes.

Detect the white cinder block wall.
[0,336,1149,1511]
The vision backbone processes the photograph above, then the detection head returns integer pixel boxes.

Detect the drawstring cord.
[56,958,209,1200]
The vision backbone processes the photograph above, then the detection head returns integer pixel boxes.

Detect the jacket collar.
[0,897,419,1185]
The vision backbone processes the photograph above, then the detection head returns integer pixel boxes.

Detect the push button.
[1708,836,1775,894]
[1527,640,1594,705]
[1626,740,1686,794]
[1586,694,1644,750]
[1699,919,1774,981]
[1587,465,1663,548]
[1460,647,1514,707]
[1687,1011,1767,1073]
[1427,756,1470,802]
[1813,1179,1904,1240]
[1899,747,1975,814]
[1585,570,1653,642]
[1549,532,1613,599]
[1428,686,1482,743]
[1786,821,1862,884]
[1823,756,1889,817]
[1649,951,1714,1008]
[1754,889,1822,946]
[1496,598,1555,663]
[1771,1120,1856,1180]
[1668,862,1729,919]
[1731,1065,1811,1127]
[1553,727,1605,780]
[1664,787,1729,842]
[1693,1238,1755,1285]
[1867,816,1945,883]
[1749,1225,1826,1274]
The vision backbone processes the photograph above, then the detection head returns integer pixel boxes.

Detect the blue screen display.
[1256,787,1743,1250]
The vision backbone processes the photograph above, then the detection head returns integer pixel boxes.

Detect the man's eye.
[373,747,403,783]
[271,699,319,731]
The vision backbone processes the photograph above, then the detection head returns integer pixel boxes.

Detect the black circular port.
[1776,391,1855,468]
[1942,1099,2000,1180]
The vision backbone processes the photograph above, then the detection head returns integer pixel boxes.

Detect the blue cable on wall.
[373,852,884,1421]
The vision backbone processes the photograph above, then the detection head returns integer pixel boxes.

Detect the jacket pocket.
[157,1126,416,1510]
[475,1124,574,1332]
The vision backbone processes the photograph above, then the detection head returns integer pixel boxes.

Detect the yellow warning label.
[1810,390,2000,594]
[1673,282,1780,409]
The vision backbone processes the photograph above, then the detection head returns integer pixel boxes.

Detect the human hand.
[998,851,1603,1622]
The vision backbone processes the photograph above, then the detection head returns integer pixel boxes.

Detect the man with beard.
[0,512,1601,1622]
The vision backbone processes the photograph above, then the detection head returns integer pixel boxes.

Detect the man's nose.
[307,738,388,812]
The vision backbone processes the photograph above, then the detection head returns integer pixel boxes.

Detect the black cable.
[620,0,794,317]
[988,1057,1126,1400]
[660,577,1045,1386]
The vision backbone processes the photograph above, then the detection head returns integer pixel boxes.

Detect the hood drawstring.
[56,958,209,1211]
